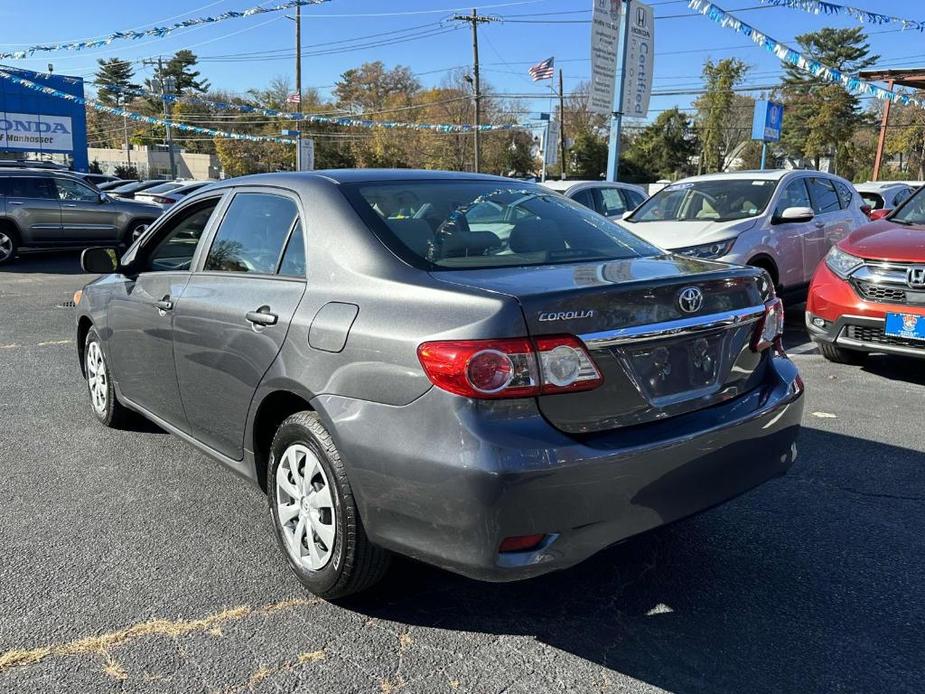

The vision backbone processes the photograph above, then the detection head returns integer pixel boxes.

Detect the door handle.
[63,203,78,208]
[8,201,23,206]
[814,222,825,228]
[246,306,278,326]
[154,297,174,312]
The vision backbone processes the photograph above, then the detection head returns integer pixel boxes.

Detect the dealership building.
[0,67,89,172]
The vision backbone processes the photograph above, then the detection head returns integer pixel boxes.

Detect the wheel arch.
[251,388,316,493]
[0,217,22,243]
[746,253,780,289]
[76,315,94,377]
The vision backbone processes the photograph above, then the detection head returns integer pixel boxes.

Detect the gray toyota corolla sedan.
[74,170,803,599]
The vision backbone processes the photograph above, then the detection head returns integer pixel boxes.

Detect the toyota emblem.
[678,286,704,314]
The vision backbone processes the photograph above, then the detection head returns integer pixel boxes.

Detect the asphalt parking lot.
[1,250,923,694]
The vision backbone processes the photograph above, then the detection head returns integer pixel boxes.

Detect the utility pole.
[453,10,498,173]
[143,57,178,179]
[558,69,567,180]
[295,3,303,171]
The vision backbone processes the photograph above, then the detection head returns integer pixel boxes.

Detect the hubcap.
[275,444,336,571]
[0,232,12,261]
[86,341,108,414]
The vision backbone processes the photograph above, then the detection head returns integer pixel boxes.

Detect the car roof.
[539,179,644,193]
[671,169,800,183]
[854,181,912,192]
[202,169,515,192]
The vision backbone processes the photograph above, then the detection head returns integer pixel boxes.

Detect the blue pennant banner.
[757,0,924,33]
[98,84,520,133]
[0,0,332,60]
[0,69,298,144]
[688,1,925,108]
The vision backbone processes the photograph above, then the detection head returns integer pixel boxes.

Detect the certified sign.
[590,0,619,115]
[621,1,654,118]
[298,138,315,171]
[0,112,73,152]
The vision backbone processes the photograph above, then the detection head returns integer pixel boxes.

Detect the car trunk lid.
[434,255,772,433]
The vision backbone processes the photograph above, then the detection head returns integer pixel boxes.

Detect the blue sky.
[2,0,923,125]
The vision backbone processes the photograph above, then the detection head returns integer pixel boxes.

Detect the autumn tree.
[779,27,877,173]
[885,100,925,180]
[334,61,420,112]
[696,58,748,173]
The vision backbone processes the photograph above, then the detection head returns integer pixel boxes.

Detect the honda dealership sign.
[0,112,74,152]
[0,68,88,171]
[589,0,654,118]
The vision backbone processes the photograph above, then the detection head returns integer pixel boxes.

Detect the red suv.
[807,185,925,363]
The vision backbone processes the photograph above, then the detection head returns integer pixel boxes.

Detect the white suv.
[620,170,869,299]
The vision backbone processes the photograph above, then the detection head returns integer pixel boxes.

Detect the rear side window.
[807,178,840,214]
[278,220,306,278]
[833,181,855,209]
[626,190,645,208]
[204,193,299,274]
[570,189,595,210]
[7,176,56,199]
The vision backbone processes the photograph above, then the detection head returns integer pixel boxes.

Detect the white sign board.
[590,0,619,115]
[621,1,654,117]
[0,112,74,152]
[543,123,559,166]
[298,138,315,171]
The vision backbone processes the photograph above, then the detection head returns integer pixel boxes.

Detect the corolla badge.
[677,286,704,314]
[538,309,595,322]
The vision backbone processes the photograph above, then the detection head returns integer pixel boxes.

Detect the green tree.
[696,58,748,174]
[885,100,925,180]
[624,107,697,180]
[779,27,878,173]
[147,50,210,95]
[569,130,608,179]
[94,58,139,106]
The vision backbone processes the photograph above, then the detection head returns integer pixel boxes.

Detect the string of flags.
[0,69,297,144]
[0,1,332,61]
[757,0,925,33]
[687,0,925,108]
[96,83,520,134]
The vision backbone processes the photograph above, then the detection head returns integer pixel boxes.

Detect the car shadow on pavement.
[1,250,88,275]
[345,426,923,693]
[860,354,925,387]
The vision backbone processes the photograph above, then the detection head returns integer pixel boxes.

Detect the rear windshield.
[343,180,660,269]
[630,179,778,223]
[859,192,884,210]
[142,182,183,195]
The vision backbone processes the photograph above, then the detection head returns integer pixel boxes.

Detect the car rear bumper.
[806,263,925,357]
[315,352,804,582]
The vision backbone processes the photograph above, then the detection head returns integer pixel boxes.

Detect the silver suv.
[0,169,162,265]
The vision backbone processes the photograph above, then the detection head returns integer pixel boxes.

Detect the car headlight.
[825,246,863,278]
[675,239,736,259]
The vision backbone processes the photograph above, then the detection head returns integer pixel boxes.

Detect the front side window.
[893,188,913,206]
[345,181,660,270]
[834,181,854,209]
[8,176,56,199]
[630,179,777,223]
[55,177,99,202]
[203,193,299,274]
[599,188,626,217]
[775,179,811,216]
[807,178,840,214]
[147,199,221,272]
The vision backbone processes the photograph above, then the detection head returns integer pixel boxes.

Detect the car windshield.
[345,180,660,269]
[630,179,778,223]
[889,186,925,225]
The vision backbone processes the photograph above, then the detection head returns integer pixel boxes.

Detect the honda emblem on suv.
[907,267,925,289]
[678,286,704,314]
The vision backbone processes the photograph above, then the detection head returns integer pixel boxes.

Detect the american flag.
[286,92,301,104]
[528,57,555,81]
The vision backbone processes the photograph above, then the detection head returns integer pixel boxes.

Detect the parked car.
[854,181,916,220]
[620,170,869,301]
[806,183,925,362]
[108,179,169,200]
[135,180,213,209]
[540,179,647,220]
[0,168,162,265]
[97,179,129,192]
[73,173,123,188]
[75,170,803,599]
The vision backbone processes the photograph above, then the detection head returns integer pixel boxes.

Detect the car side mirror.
[98,193,109,204]
[772,206,814,225]
[81,247,119,274]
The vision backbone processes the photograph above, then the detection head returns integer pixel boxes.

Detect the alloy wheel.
[0,232,12,262]
[86,341,108,414]
[275,444,336,571]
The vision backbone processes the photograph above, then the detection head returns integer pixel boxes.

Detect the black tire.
[0,226,18,266]
[124,219,154,246]
[83,327,132,428]
[268,411,390,599]
[818,341,868,365]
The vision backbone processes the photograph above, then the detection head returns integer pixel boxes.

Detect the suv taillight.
[417,335,602,399]
[752,298,784,352]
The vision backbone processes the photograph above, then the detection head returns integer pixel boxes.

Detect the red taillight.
[417,335,602,399]
[752,298,785,352]
[499,534,545,553]
[151,196,173,204]
[869,208,890,221]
